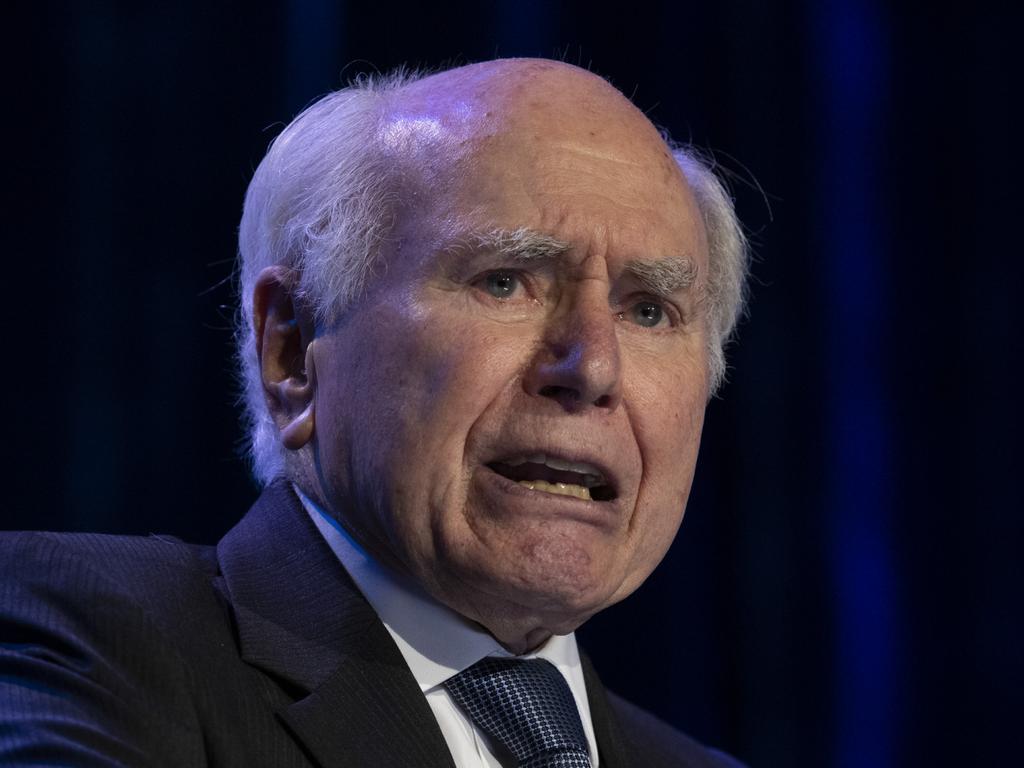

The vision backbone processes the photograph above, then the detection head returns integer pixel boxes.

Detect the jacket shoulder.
[607,691,747,768]
[0,530,223,765]
[1,529,223,617]
[0,528,216,578]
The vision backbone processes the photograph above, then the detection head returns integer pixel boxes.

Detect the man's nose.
[523,291,623,413]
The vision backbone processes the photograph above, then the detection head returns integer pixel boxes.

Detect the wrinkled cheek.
[634,391,706,541]
[417,340,531,471]
[378,302,469,396]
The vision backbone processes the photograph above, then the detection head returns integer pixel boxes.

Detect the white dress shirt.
[298,487,600,767]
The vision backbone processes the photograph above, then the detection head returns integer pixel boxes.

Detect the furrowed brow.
[624,257,699,298]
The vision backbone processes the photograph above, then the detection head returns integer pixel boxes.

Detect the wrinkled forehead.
[379,61,679,176]
[377,61,704,259]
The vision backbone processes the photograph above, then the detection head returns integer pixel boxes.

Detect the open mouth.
[486,453,617,502]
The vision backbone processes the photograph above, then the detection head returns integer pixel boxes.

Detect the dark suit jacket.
[0,481,743,767]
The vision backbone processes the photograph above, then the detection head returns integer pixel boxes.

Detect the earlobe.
[280,343,316,450]
[253,266,318,451]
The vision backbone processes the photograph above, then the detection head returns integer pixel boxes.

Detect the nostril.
[538,384,617,410]
[539,385,578,402]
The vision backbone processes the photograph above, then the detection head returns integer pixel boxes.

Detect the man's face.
[307,64,710,647]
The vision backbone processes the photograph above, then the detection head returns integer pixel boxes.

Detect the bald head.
[378,60,687,205]
[374,60,701,269]
[391,58,661,140]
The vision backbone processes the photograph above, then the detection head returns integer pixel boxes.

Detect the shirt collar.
[296,485,585,693]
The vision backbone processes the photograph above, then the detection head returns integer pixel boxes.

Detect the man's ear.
[252,266,317,451]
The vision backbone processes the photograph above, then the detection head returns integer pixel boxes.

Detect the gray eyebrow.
[624,257,699,298]
[468,227,571,262]
[445,228,697,297]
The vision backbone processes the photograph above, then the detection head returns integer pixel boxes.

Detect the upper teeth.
[503,453,605,484]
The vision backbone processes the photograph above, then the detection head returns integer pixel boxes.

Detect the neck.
[493,626,554,656]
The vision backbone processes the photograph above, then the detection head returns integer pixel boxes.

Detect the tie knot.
[444,657,591,767]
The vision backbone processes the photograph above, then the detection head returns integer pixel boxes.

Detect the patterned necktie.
[444,657,593,767]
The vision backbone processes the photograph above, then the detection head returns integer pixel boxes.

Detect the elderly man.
[0,59,747,767]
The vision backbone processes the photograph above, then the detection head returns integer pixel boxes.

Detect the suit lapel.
[581,651,634,768]
[217,481,455,768]
[281,630,457,768]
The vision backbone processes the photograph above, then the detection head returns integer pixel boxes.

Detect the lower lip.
[474,465,619,528]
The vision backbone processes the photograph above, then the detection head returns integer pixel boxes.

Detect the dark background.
[5,1,1022,766]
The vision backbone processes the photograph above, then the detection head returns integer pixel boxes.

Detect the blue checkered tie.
[444,657,592,767]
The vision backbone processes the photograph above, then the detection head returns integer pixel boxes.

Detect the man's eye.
[628,301,667,328]
[481,271,521,299]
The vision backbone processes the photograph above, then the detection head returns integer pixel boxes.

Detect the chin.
[451,541,625,636]
[466,584,608,654]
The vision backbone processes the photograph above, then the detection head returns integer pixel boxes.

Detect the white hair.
[236,71,750,485]
[671,147,751,391]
